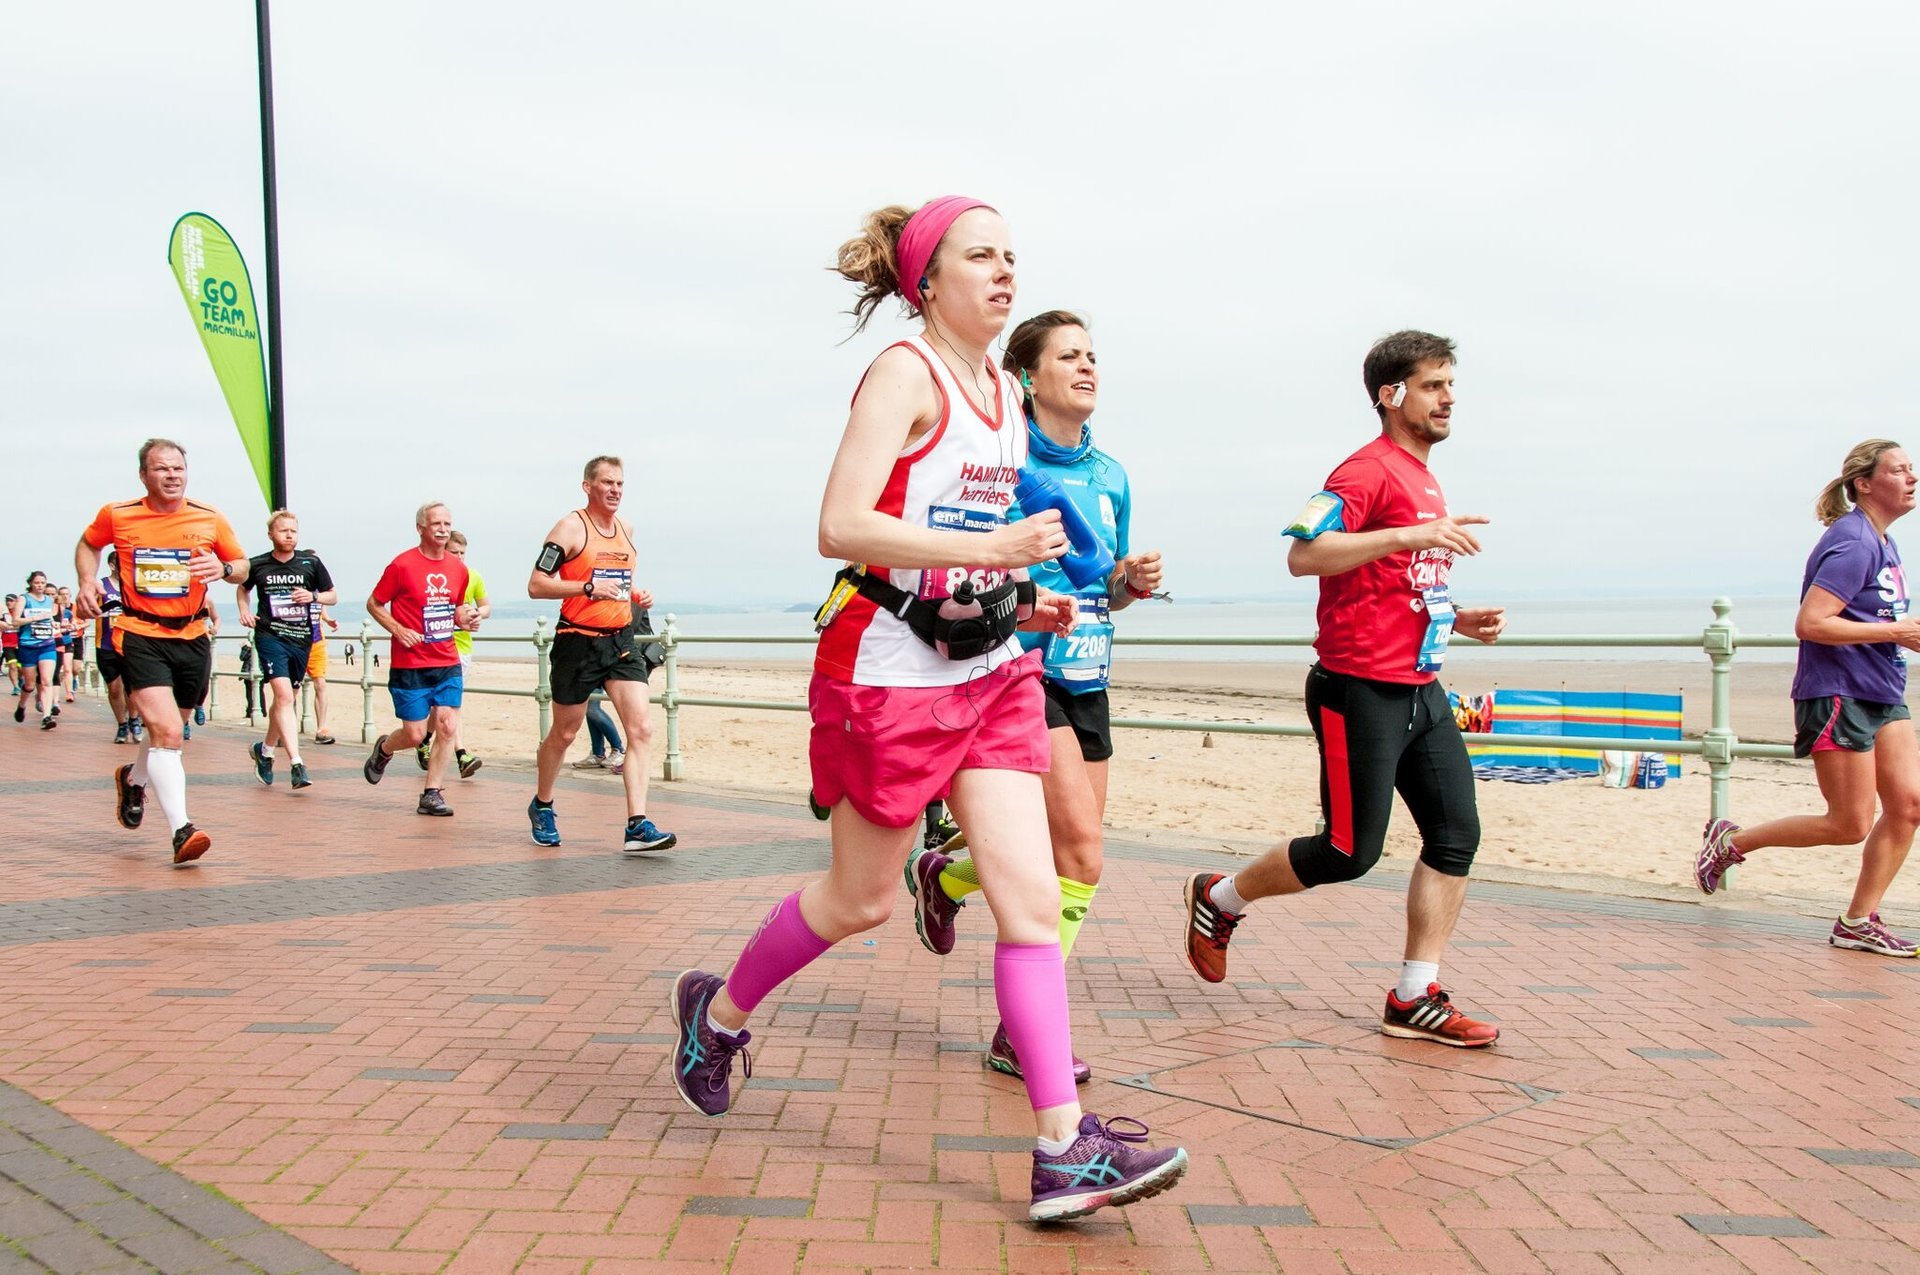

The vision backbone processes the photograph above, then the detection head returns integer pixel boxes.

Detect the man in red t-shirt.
[1181,331,1510,1048]
[362,501,481,816]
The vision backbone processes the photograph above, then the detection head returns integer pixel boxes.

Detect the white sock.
[1036,1131,1076,1156]
[146,747,190,833]
[260,743,274,758]
[1843,914,1870,928]
[1209,875,1251,915]
[706,1009,742,1042]
[130,738,151,787]
[287,751,303,765]
[1395,960,1440,1002]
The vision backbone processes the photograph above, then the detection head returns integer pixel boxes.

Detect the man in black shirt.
[236,510,337,790]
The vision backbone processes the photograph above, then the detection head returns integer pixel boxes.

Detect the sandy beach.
[236,647,1920,921]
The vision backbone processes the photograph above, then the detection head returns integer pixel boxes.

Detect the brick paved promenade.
[2,704,1917,1273]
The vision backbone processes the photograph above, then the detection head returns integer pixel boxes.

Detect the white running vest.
[815,336,1030,687]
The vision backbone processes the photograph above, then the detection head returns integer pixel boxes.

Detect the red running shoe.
[1381,983,1498,1048]
[1182,872,1242,984]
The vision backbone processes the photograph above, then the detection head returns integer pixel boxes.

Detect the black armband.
[534,542,565,574]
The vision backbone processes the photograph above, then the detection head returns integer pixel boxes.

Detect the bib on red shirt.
[1310,434,1455,685]
[371,548,469,669]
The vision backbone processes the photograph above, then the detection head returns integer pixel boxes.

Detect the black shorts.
[1793,695,1912,757]
[550,627,651,706]
[118,632,211,708]
[70,636,86,662]
[95,638,125,685]
[1043,682,1114,762]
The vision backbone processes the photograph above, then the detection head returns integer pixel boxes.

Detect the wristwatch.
[583,578,596,600]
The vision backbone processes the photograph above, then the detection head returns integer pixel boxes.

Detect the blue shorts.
[389,664,463,721]
[255,631,313,687]
[17,642,57,668]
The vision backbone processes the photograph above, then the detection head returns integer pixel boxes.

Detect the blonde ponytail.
[1817,439,1903,525]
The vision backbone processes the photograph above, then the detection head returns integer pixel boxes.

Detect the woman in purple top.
[1696,439,1920,956]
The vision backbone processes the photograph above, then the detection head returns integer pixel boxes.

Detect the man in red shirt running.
[362,501,481,816]
[1181,331,1509,1047]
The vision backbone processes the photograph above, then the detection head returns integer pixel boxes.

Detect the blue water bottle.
[1013,469,1116,590]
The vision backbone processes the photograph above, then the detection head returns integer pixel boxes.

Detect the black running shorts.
[1043,682,1114,762]
[1792,695,1912,757]
[550,627,651,706]
[118,632,211,708]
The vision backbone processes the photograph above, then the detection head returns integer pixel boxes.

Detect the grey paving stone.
[120,1226,242,1272]
[27,1171,120,1210]
[542,944,611,953]
[934,1134,1031,1152]
[362,963,438,972]
[1682,1213,1822,1238]
[1187,1204,1313,1226]
[1525,985,1598,995]
[1903,1097,1920,1110]
[939,979,994,988]
[358,1068,460,1083]
[1098,1010,1177,1019]
[1451,939,1513,947]
[1633,1047,1723,1061]
[153,988,237,998]
[588,1033,674,1045]
[0,1187,67,1239]
[1079,956,1141,965]
[219,1227,357,1272]
[276,939,349,948]
[1804,1147,1920,1169]
[1234,981,1306,991]
[499,1123,608,1141]
[1303,920,1357,928]
[1809,989,1888,1000]
[939,1042,990,1053]
[684,1195,810,1217]
[241,1022,337,1034]
[820,950,873,959]
[20,1229,136,1271]
[1730,1016,1812,1029]
[73,959,153,968]
[1618,962,1686,971]
[467,994,547,1005]
[750,1078,839,1092]
[158,1197,270,1242]
[775,1003,857,1014]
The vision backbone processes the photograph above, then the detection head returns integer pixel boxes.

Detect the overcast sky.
[5,2,1915,613]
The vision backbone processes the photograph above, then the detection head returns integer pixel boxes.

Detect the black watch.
[583,578,596,600]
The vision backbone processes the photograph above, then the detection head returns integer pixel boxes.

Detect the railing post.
[533,616,553,743]
[247,629,263,724]
[661,613,683,781]
[1701,596,1739,845]
[359,620,376,744]
[298,674,311,736]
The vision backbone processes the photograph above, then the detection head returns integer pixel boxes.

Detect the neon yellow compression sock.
[1057,876,1099,959]
[938,854,981,901]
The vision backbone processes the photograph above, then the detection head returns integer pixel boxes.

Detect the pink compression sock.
[994,941,1076,1111]
[723,891,833,1014]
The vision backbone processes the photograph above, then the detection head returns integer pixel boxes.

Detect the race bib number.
[132,548,191,598]
[268,591,306,623]
[920,505,1008,600]
[29,617,55,642]
[421,600,456,644]
[591,566,632,601]
[1416,584,1455,674]
[1044,596,1113,688]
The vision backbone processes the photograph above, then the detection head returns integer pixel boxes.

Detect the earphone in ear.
[1019,369,1033,393]
[1388,382,1407,409]
[918,275,929,294]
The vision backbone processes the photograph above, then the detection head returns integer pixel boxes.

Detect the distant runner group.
[7,191,1914,1228]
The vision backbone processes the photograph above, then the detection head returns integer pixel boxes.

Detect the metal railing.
[193,596,1794,826]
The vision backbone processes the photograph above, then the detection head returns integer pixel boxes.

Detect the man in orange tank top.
[525,456,676,853]
[73,438,249,867]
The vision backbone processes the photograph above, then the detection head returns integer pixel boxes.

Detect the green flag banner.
[167,212,272,508]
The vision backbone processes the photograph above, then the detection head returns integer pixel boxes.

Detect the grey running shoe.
[623,817,676,854]
[289,762,312,790]
[363,735,391,785]
[1029,1114,1187,1223]
[985,1022,1091,1085]
[249,741,274,786]
[171,824,211,867]
[114,764,144,830]
[670,970,751,1117]
[1695,818,1744,895]
[416,788,453,817]
[903,846,963,956]
[1830,912,1918,957]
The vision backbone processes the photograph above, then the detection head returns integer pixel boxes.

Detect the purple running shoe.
[985,1022,1091,1085]
[1029,1114,1187,1223]
[669,970,751,1116]
[1695,818,1744,895]
[1830,912,1918,957]
[904,845,963,956]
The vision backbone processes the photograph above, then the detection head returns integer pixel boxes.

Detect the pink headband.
[896,195,993,313]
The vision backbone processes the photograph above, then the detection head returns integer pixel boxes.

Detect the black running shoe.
[289,762,312,790]
[12,703,23,723]
[171,823,211,867]
[363,734,391,785]
[457,750,482,779]
[417,788,453,817]
[41,714,56,730]
[114,764,145,830]
[249,742,274,786]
